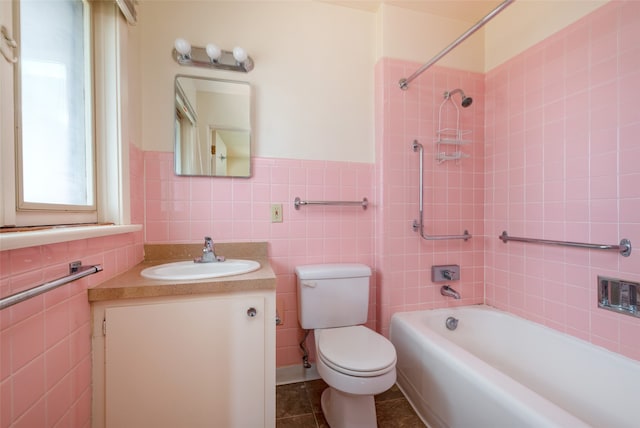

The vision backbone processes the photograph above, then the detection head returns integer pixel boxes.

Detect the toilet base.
[321,387,377,428]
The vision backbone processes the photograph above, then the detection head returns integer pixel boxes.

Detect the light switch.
[271,204,283,223]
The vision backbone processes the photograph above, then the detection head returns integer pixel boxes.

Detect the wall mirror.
[174,75,251,177]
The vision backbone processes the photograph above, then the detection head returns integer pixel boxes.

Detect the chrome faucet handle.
[442,270,453,280]
[195,236,218,263]
[204,236,214,251]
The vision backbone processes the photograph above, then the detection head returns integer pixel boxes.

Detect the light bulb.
[232,46,248,63]
[205,43,221,61]
[174,38,191,57]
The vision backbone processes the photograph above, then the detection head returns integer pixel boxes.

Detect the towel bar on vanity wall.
[294,197,368,210]
[0,261,103,310]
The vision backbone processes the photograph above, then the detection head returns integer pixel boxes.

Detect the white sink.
[140,259,260,281]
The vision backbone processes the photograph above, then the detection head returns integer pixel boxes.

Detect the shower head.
[445,89,473,108]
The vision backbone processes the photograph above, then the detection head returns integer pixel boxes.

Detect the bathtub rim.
[390,304,597,428]
[392,304,640,368]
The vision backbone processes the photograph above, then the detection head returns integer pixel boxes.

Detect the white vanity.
[89,242,276,428]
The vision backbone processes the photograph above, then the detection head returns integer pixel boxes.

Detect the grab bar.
[0,261,103,310]
[294,196,368,210]
[399,0,515,90]
[499,231,632,257]
[412,141,471,241]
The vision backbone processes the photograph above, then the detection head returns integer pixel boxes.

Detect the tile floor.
[276,380,426,427]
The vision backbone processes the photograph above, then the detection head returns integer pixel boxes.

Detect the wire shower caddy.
[434,92,471,163]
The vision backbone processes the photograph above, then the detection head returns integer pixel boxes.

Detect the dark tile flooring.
[276,379,426,427]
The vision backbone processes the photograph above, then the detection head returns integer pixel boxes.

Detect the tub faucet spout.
[195,236,225,263]
[441,285,460,299]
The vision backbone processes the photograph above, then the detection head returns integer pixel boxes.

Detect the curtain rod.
[399,0,515,90]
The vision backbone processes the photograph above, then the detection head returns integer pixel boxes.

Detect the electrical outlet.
[271,204,283,223]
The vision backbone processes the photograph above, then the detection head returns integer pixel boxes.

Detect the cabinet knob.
[247,307,257,318]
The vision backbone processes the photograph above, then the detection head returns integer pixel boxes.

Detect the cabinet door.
[104,295,266,428]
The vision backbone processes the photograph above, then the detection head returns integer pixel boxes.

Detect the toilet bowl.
[315,326,396,427]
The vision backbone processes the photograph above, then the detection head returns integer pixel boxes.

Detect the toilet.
[295,264,397,428]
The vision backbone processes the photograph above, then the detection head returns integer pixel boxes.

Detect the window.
[1,0,131,231]
[17,0,95,213]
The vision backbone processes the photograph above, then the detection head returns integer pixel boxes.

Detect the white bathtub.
[389,305,640,428]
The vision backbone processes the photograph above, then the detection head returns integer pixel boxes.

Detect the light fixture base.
[172,46,254,73]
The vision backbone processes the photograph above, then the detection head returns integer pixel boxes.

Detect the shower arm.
[445,89,464,99]
[412,141,471,241]
[399,0,515,90]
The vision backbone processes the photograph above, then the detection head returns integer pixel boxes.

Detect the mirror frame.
[174,75,252,177]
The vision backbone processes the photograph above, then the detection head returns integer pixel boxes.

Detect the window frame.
[15,0,96,214]
[12,0,98,226]
[0,0,135,248]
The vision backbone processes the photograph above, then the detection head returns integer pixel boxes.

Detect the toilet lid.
[317,326,396,377]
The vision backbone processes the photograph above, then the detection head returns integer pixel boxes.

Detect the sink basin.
[140,259,260,281]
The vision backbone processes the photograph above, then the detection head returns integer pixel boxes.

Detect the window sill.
[0,224,142,251]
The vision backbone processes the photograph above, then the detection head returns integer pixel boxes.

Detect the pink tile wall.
[130,144,146,226]
[374,60,486,336]
[0,145,145,428]
[143,154,376,367]
[484,0,640,361]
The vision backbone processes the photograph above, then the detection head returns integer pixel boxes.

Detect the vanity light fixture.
[173,38,254,72]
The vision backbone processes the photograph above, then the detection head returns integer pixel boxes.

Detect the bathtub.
[389,305,640,428]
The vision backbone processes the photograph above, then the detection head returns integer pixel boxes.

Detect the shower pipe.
[399,0,515,90]
[412,141,471,241]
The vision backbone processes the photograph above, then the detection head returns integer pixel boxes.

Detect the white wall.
[376,0,609,74]
[137,0,610,163]
[376,3,486,73]
[138,0,376,163]
[484,0,609,71]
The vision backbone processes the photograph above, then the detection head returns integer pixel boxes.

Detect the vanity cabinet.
[91,291,275,428]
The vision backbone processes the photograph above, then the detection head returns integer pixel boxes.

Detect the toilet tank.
[295,263,372,329]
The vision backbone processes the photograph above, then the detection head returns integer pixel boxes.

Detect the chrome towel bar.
[499,231,632,257]
[294,196,368,210]
[0,261,103,310]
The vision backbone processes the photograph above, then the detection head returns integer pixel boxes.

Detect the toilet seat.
[316,326,396,377]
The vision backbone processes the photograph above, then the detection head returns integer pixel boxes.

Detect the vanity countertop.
[88,242,276,302]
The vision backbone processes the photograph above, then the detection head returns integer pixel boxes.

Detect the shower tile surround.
[373,63,486,336]
[483,0,640,360]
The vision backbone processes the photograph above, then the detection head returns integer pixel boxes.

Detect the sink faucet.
[194,236,225,263]
[440,285,461,300]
